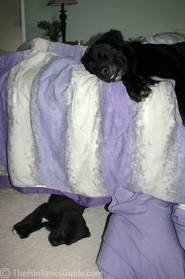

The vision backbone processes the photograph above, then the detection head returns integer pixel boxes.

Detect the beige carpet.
[0,188,109,279]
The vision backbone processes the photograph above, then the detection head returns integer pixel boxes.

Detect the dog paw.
[12,228,18,235]
[124,74,154,102]
[129,87,151,102]
[12,222,32,239]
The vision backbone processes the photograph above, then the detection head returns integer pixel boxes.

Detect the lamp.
[47,0,78,43]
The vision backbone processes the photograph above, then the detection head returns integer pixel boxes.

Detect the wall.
[25,0,185,44]
[0,0,23,52]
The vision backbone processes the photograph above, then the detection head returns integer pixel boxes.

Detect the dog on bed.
[13,195,90,246]
[81,29,185,125]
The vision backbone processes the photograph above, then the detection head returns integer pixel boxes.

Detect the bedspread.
[0,38,185,203]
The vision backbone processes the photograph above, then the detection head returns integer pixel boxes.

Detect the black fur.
[81,29,185,125]
[13,195,90,246]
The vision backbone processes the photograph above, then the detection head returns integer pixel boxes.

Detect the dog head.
[81,30,129,82]
[48,211,90,246]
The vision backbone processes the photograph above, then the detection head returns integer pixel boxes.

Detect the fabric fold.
[97,188,185,279]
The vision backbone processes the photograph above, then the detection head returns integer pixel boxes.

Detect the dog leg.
[122,73,155,102]
[12,203,48,238]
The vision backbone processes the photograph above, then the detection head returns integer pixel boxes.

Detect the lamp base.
[59,3,67,43]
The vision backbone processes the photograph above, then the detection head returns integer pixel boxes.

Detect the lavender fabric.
[0,38,185,205]
[0,176,110,207]
[0,39,131,200]
[97,188,185,279]
[0,51,24,173]
[0,40,110,207]
[172,206,185,250]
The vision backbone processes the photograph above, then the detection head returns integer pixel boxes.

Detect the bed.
[0,32,185,278]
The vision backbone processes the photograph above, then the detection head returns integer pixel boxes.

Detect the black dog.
[13,195,90,246]
[81,29,185,125]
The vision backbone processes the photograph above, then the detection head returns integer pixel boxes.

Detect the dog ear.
[96,29,125,47]
[81,48,89,64]
[84,226,91,238]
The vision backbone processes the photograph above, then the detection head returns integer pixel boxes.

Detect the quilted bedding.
[0,38,185,205]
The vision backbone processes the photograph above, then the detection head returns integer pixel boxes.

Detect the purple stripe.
[100,82,131,195]
[0,52,24,174]
[31,57,83,192]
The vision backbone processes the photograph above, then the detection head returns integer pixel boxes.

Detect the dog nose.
[50,238,59,246]
[101,67,110,75]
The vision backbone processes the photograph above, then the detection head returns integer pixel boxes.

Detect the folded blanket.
[0,38,185,203]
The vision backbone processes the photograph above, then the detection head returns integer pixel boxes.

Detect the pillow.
[130,31,185,44]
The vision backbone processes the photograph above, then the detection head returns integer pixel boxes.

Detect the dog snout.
[100,64,122,82]
[48,232,64,246]
[101,67,110,76]
[50,238,59,246]
[100,65,116,81]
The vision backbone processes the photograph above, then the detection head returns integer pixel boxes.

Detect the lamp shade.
[47,0,77,5]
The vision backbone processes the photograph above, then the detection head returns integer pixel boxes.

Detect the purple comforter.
[0,38,185,205]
